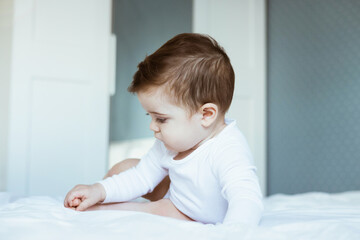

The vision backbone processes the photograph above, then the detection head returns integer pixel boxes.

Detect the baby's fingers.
[76,198,96,211]
[71,198,82,207]
[65,192,82,208]
[64,195,73,208]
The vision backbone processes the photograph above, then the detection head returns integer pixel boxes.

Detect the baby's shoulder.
[208,128,254,167]
[212,125,250,152]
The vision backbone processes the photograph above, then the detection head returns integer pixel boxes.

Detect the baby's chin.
[163,142,192,154]
[163,143,178,153]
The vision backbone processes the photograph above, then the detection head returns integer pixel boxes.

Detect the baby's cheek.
[163,125,193,151]
[169,136,191,152]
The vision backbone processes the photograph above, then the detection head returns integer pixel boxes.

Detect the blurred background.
[0,0,359,198]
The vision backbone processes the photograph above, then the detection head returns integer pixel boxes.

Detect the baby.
[64,33,263,226]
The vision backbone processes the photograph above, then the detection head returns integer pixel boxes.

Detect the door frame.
[193,0,267,195]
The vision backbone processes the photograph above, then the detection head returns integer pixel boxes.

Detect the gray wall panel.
[110,0,192,141]
[268,0,360,195]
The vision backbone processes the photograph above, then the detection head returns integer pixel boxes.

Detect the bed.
[1,191,359,240]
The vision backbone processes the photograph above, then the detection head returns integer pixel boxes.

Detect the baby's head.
[128,33,235,152]
[129,33,234,116]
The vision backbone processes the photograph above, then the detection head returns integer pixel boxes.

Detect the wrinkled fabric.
[1,191,360,240]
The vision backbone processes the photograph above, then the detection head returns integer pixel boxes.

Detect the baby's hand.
[64,183,106,211]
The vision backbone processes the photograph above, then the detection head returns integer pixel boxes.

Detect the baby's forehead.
[139,87,172,103]
[138,88,185,113]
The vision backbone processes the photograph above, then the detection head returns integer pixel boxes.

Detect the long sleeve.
[212,143,263,226]
[99,139,168,203]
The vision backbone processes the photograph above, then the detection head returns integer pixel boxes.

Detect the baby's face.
[137,88,206,153]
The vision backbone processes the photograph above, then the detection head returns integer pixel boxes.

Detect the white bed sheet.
[1,191,360,240]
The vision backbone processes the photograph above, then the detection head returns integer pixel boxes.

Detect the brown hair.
[128,33,235,115]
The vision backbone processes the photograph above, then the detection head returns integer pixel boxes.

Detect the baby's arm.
[221,168,263,225]
[64,140,167,209]
[213,146,263,226]
[99,140,168,203]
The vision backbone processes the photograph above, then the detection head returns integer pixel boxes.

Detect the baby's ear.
[200,103,218,127]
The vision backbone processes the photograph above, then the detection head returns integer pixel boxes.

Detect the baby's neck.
[206,118,227,139]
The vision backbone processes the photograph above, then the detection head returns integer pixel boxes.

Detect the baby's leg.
[88,199,193,222]
[104,158,170,201]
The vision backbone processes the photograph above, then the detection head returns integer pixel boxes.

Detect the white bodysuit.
[99,119,263,225]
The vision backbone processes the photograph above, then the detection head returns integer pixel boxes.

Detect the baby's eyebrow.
[148,111,167,116]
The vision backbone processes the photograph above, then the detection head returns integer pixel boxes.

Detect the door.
[193,0,267,195]
[7,0,112,197]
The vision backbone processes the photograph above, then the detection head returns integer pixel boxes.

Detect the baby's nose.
[149,120,160,133]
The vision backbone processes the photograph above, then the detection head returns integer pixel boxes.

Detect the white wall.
[0,0,13,191]
[6,0,111,197]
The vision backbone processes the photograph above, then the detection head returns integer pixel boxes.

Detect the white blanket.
[1,191,360,240]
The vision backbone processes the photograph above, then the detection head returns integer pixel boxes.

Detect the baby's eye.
[156,118,167,124]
